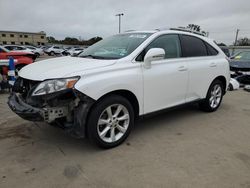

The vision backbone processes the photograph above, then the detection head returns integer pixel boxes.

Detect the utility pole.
[232,29,240,55]
[115,13,124,33]
[234,29,240,46]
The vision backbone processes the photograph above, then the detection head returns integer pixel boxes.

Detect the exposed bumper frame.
[8,93,44,121]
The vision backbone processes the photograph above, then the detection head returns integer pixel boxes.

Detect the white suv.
[8,29,230,148]
[44,46,64,56]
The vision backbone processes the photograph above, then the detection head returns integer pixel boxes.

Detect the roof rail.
[170,27,207,36]
[155,27,170,31]
[124,30,136,32]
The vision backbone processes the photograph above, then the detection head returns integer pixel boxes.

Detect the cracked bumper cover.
[7,93,44,121]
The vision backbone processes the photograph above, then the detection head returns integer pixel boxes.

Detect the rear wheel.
[87,95,134,148]
[199,80,223,112]
[50,51,55,56]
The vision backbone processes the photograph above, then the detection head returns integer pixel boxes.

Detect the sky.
[0,0,250,45]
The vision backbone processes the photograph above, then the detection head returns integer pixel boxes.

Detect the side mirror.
[144,48,165,69]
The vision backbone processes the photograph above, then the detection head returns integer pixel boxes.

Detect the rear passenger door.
[179,35,219,102]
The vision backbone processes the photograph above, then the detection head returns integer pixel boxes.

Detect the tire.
[228,83,233,91]
[50,51,55,56]
[35,53,40,58]
[87,95,134,148]
[199,80,224,112]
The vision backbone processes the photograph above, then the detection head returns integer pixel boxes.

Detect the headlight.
[32,77,79,96]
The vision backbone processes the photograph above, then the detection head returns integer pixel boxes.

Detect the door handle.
[178,66,188,71]
[210,62,217,67]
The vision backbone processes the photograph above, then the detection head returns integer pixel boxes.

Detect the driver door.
[142,34,188,114]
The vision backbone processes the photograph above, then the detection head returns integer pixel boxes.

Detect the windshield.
[0,46,10,52]
[79,33,152,59]
[233,51,250,60]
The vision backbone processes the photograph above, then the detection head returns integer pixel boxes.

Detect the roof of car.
[125,28,207,36]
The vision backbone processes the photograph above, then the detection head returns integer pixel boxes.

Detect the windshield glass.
[79,33,152,59]
[0,46,10,52]
[233,51,250,60]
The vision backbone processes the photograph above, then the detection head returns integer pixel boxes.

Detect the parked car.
[3,45,37,60]
[44,46,64,56]
[71,48,84,56]
[230,51,250,85]
[8,29,230,148]
[219,46,230,57]
[230,51,250,71]
[0,46,34,72]
[25,45,44,57]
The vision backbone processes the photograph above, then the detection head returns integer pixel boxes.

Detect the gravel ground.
[0,89,250,188]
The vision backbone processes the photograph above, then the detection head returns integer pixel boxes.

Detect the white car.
[25,45,44,57]
[44,46,64,56]
[8,29,230,148]
[71,48,84,56]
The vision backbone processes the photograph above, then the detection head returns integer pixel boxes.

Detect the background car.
[44,46,64,56]
[71,48,84,56]
[3,45,37,60]
[219,46,230,57]
[230,51,250,71]
[0,46,34,72]
[230,51,250,86]
[25,45,44,57]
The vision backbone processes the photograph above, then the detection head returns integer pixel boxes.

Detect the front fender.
[74,64,144,114]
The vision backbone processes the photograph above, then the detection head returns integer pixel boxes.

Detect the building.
[0,30,47,46]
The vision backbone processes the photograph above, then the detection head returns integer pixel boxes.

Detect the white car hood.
[19,56,116,81]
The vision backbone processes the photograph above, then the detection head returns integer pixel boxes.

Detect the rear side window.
[180,35,207,57]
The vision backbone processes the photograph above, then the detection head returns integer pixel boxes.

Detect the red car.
[0,46,34,72]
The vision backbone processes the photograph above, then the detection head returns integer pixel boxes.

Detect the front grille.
[13,77,41,98]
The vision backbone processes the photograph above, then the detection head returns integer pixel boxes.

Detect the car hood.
[19,56,116,81]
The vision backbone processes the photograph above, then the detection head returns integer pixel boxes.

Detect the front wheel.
[87,95,134,148]
[199,80,224,112]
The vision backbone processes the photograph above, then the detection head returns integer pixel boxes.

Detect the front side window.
[180,35,207,57]
[136,34,181,61]
[79,33,152,59]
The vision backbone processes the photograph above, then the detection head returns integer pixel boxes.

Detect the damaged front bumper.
[8,93,44,121]
[8,93,72,123]
[8,90,95,138]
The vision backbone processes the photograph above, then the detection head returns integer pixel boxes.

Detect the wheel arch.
[211,75,227,95]
[96,89,140,118]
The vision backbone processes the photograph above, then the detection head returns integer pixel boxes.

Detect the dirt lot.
[0,90,250,188]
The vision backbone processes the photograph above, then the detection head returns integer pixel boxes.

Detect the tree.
[47,36,103,46]
[184,24,208,36]
[47,36,56,43]
[236,37,250,46]
[187,24,201,32]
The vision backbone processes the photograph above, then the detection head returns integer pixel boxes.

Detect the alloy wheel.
[209,84,222,108]
[97,104,130,143]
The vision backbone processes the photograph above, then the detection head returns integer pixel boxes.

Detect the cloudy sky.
[0,0,250,45]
